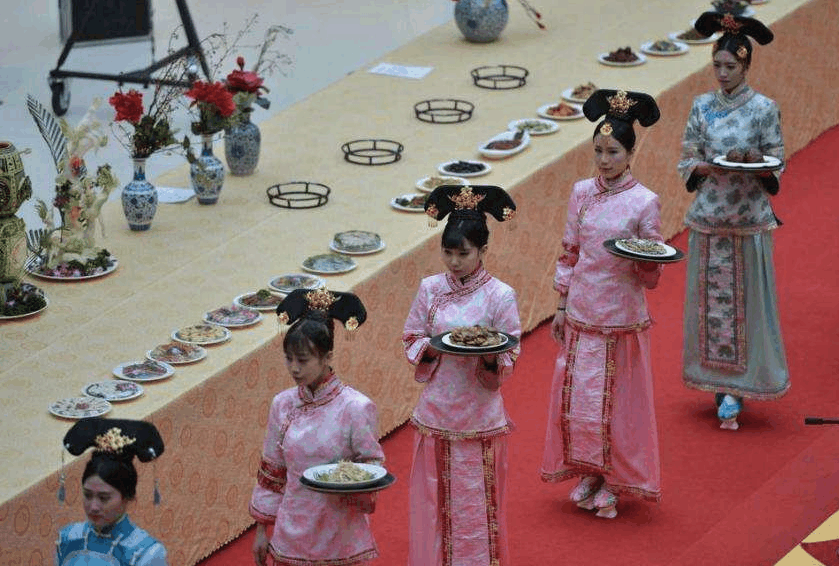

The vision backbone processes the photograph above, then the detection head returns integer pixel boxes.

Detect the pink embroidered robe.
[540,175,662,501]
[403,265,521,566]
[249,374,384,566]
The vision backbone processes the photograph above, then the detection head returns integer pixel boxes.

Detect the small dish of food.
[113,360,175,382]
[443,325,509,348]
[303,461,388,488]
[329,231,386,255]
[235,289,286,311]
[390,193,428,212]
[147,341,207,365]
[205,306,262,328]
[537,101,584,121]
[173,322,232,345]
[598,48,646,66]
[269,273,326,294]
[668,27,720,44]
[507,118,560,136]
[302,253,358,275]
[562,82,598,103]
[640,39,689,56]
[437,160,491,178]
[416,175,467,193]
[478,130,531,159]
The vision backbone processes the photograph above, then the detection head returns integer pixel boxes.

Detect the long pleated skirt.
[409,429,509,566]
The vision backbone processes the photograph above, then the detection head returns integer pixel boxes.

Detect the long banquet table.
[2,0,838,563]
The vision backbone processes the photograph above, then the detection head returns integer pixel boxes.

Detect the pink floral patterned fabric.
[541,175,662,502]
[403,265,521,565]
[249,374,384,565]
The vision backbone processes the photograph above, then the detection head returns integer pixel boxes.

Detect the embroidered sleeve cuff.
[257,459,287,493]
[249,503,277,524]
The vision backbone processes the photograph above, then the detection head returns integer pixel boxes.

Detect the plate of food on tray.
[269,273,326,294]
[416,175,467,193]
[478,130,531,159]
[302,253,358,275]
[429,325,519,355]
[562,82,598,104]
[300,461,395,493]
[49,396,112,419]
[235,289,286,311]
[147,341,206,365]
[507,118,560,136]
[26,251,118,281]
[113,360,175,382]
[711,150,782,172]
[537,101,584,121]
[391,193,428,212]
[640,39,689,56]
[173,322,232,344]
[329,231,386,255]
[204,305,263,328]
[437,160,491,178]
[603,238,685,263]
[82,380,144,402]
[598,47,646,67]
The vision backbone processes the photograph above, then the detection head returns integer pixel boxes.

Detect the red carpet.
[199,125,839,566]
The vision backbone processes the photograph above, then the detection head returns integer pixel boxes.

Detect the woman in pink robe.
[541,90,664,518]
[250,290,384,566]
[403,184,521,566]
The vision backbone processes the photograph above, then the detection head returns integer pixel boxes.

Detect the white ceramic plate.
[173,323,232,344]
[82,380,144,402]
[437,160,492,178]
[302,253,357,275]
[507,118,560,136]
[26,256,118,280]
[441,331,509,349]
[391,194,428,213]
[667,30,720,44]
[269,274,326,294]
[49,396,111,419]
[303,462,388,488]
[537,102,584,121]
[478,130,530,160]
[0,295,49,320]
[597,51,647,67]
[234,290,286,311]
[415,176,466,193]
[329,230,386,255]
[712,155,782,171]
[113,360,175,382]
[640,40,689,56]
[204,306,262,328]
[561,87,594,104]
[147,342,207,365]
[614,238,678,258]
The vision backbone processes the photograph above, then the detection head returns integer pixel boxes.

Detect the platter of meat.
[537,101,584,121]
[668,27,720,44]
[712,150,782,172]
[478,130,531,159]
[429,326,519,355]
[598,47,646,67]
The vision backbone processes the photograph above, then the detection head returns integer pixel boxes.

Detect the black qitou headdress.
[694,11,774,45]
[64,417,165,462]
[583,89,660,128]
[424,184,516,227]
[276,288,367,333]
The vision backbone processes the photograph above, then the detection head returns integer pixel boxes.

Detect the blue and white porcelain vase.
[121,158,157,231]
[224,109,261,176]
[454,0,509,43]
[190,134,225,205]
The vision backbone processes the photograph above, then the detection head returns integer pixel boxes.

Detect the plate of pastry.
[173,322,232,344]
[712,152,782,172]
[329,230,386,255]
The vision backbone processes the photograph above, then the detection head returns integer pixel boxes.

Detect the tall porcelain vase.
[454,0,509,43]
[121,158,157,231]
[190,135,225,205]
[224,109,261,176]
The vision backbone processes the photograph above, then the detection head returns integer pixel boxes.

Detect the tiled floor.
[1,0,451,227]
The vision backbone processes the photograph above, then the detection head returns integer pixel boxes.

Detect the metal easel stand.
[48,0,211,115]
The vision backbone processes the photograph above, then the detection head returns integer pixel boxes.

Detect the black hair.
[714,34,753,68]
[593,119,636,152]
[283,310,334,358]
[441,213,489,249]
[82,453,138,500]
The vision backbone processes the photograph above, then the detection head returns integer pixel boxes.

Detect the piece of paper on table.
[157,187,195,203]
[368,62,433,80]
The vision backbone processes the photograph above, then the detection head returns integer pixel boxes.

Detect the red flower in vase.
[226,57,264,94]
[108,89,144,124]
[185,81,237,117]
